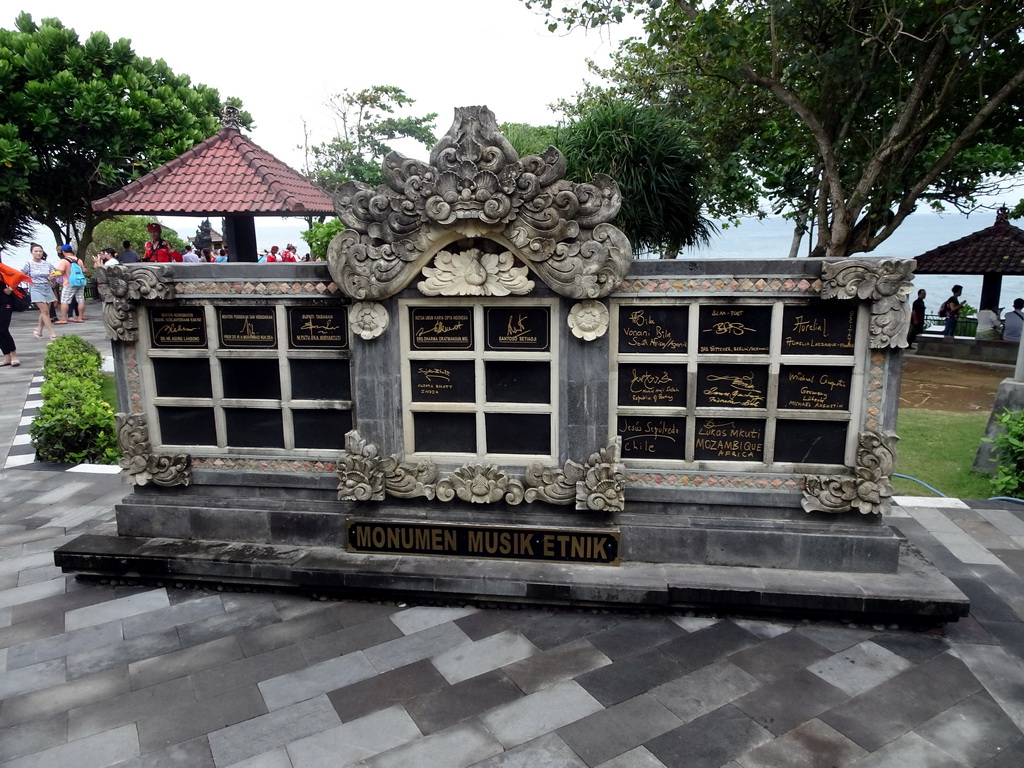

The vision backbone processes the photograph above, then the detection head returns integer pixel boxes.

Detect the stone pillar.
[223,215,257,262]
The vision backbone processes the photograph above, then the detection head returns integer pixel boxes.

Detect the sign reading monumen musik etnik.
[58,106,936,614]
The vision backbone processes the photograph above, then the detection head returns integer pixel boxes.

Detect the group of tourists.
[258,244,311,262]
[908,284,1024,345]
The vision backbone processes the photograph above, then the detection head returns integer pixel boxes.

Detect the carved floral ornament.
[348,301,389,340]
[802,430,897,515]
[327,106,632,302]
[337,430,625,513]
[820,258,916,348]
[567,300,610,341]
[116,413,192,487]
[419,248,534,297]
[100,265,176,342]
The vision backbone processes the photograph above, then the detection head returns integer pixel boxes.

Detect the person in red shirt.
[266,245,280,263]
[144,223,182,263]
[280,244,297,262]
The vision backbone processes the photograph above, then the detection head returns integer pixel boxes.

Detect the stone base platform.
[55,531,969,623]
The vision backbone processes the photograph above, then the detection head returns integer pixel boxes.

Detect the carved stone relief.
[117,413,193,487]
[328,106,632,302]
[820,258,915,349]
[802,430,897,515]
[100,265,176,342]
[567,300,610,341]
[348,301,389,340]
[336,430,625,513]
[418,248,534,296]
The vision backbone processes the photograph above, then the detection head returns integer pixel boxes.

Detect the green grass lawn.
[892,409,995,499]
[100,373,117,409]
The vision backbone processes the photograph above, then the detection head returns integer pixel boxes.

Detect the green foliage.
[30,335,118,464]
[87,216,186,262]
[554,99,714,256]
[300,218,345,259]
[500,122,557,157]
[0,13,252,253]
[959,302,978,319]
[527,1,1024,258]
[303,85,437,192]
[990,410,1024,498]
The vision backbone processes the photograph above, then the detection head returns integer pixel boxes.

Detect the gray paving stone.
[207,694,341,765]
[502,638,612,694]
[67,627,181,680]
[192,644,306,701]
[650,659,762,724]
[430,629,537,684]
[389,605,477,635]
[176,601,281,647]
[727,630,833,684]
[658,620,760,675]
[68,675,196,740]
[845,731,968,768]
[733,718,867,768]
[298,615,405,665]
[870,630,950,664]
[559,693,683,766]
[108,735,216,768]
[237,602,347,656]
[128,635,243,690]
[480,680,605,748]
[18,563,65,586]
[327,659,448,723]
[0,611,64,651]
[5,619,124,670]
[576,648,685,708]
[587,617,686,661]
[0,665,131,729]
[807,639,914,696]
[362,621,471,673]
[0,578,67,612]
[732,669,850,736]
[645,705,773,768]
[64,589,170,631]
[594,746,668,767]
[363,720,502,768]
[453,607,519,641]
[259,649,377,710]
[915,691,1023,765]
[0,656,66,699]
[8,584,115,625]
[955,643,1024,730]
[471,733,588,768]
[0,712,68,763]
[404,668,523,735]
[221,747,292,768]
[138,682,269,755]
[121,594,225,639]
[2,722,139,768]
[0,550,54,576]
[285,705,422,767]
[517,611,623,651]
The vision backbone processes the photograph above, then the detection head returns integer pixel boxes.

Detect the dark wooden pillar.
[980,273,1003,311]
[223,215,257,262]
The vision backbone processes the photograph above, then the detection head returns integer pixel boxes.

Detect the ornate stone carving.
[380,454,437,500]
[220,104,242,129]
[101,265,176,341]
[337,431,385,501]
[567,300,610,341]
[348,301,389,340]
[419,248,534,296]
[802,431,897,515]
[116,413,192,487]
[820,258,915,348]
[436,464,526,505]
[577,438,626,512]
[525,459,586,505]
[329,106,632,301]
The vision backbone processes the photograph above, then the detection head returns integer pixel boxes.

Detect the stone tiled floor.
[2,303,1024,766]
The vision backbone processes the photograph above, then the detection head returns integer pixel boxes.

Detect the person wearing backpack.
[56,244,89,324]
[939,284,963,338]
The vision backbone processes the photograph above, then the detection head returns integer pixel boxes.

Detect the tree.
[0,13,252,255]
[526,0,1024,257]
[300,218,344,260]
[303,86,437,193]
[87,216,186,261]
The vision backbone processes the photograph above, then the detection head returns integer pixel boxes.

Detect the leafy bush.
[300,218,345,260]
[990,409,1024,497]
[30,336,119,465]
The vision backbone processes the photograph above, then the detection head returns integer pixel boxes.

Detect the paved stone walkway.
[2,301,1024,767]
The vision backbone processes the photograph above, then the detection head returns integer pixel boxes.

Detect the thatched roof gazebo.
[91,107,334,261]
[913,207,1024,310]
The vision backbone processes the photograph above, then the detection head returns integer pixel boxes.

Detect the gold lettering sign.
[618,306,688,353]
[150,307,207,348]
[410,307,473,350]
[698,306,771,354]
[218,307,277,348]
[288,307,347,349]
[693,418,766,462]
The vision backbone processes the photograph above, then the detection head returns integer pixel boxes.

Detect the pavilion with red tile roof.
[913,207,1024,310]
[91,108,334,261]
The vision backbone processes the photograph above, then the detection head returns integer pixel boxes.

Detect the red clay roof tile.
[914,211,1024,275]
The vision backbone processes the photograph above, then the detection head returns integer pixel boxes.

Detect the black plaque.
[486,413,550,455]
[225,407,284,448]
[617,306,688,353]
[218,307,277,349]
[291,359,351,401]
[781,303,857,355]
[150,307,207,349]
[486,361,549,404]
[618,416,686,460]
[414,412,476,453]
[221,359,281,400]
[698,305,771,354]
[293,409,352,450]
[693,418,766,462]
[696,365,769,409]
[410,307,473,350]
[153,359,212,399]
[347,520,620,565]
[288,307,347,349]
[775,420,848,465]
[412,361,475,403]
[617,364,686,407]
[778,365,852,410]
[156,406,216,446]
[485,306,550,351]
